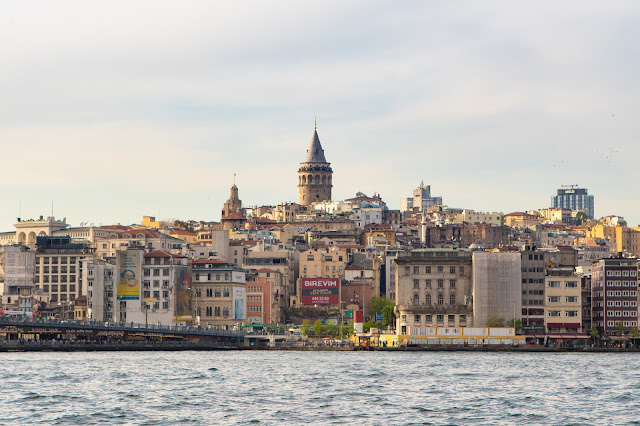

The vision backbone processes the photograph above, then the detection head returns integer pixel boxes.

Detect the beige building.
[544,268,582,333]
[192,259,246,328]
[0,216,69,248]
[394,249,474,335]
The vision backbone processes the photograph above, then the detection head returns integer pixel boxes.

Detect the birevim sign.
[301,277,340,305]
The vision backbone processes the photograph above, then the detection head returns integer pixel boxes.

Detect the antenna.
[51,200,54,218]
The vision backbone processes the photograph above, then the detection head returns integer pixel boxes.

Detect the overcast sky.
[1,1,639,229]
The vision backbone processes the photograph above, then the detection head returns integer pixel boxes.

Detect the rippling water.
[1,351,640,424]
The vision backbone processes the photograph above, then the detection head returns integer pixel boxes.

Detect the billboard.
[232,287,245,320]
[174,267,191,319]
[301,277,340,305]
[116,250,141,300]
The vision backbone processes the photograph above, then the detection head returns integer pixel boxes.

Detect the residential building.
[34,236,94,304]
[191,259,245,328]
[591,258,639,336]
[82,258,115,321]
[544,268,582,333]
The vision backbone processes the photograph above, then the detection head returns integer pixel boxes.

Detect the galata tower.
[298,121,332,205]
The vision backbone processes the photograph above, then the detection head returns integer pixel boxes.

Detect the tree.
[631,326,639,339]
[301,319,310,337]
[313,320,324,337]
[486,316,505,328]
[507,318,523,333]
[574,211,588,226]
[363,321,373,333]
[615,321,624,337]
[589,324,600,340]
[326,324,338,337]
[382,304,396,328]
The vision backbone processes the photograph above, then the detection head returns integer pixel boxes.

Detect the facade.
[394,249,473,335]
[191,259,245,328]
[82,258,115,321]
[591,258,639,336]
[0,245,36,309]
[298,124,332,205]
[34,236,94,304]
[520,246,547,334]
[544,268,582,333]
[451,210,503,226]
[551,185,594,219]
[400,182,442,212]
[0,216,69,247]
[472,252,522,328]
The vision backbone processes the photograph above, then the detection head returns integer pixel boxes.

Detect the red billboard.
[301,278,340,305]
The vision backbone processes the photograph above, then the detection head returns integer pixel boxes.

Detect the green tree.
[615,321,624,337]
[347,320,355,337]
[631,326,639,339]
[382,304,396,328]
[313,320,324,337]
[301,319,310,337]
[507,318,523,333]
[574,211,588,226]
[589,324,600,340]
[486,316,505,328]
[326,324,338,337]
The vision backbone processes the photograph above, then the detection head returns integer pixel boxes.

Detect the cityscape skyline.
[2,2,639,228]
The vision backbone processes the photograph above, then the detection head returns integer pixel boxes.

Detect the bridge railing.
[0,317,246,337]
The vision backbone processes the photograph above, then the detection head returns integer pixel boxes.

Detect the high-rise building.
[551,185,594,219]
[298,122,332,205]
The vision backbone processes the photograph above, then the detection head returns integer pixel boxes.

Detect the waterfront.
[1,352,640,424]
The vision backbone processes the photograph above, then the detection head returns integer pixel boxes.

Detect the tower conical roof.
[304,129,328,163]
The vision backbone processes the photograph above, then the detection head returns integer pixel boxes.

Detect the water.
[1,351,640,425]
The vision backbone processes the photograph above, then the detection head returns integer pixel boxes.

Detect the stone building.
[298,123,332,205]
[394,249,474,335]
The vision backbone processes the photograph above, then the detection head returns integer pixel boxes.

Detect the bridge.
[0,318,249,350]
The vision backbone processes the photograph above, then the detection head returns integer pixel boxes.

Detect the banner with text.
[301,278,340,305]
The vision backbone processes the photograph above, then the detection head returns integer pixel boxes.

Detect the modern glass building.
[551,185,594,219]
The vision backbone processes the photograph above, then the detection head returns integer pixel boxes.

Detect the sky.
[1,1,639,229]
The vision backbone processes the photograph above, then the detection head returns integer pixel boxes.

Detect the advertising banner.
[174,267,192,319]
[301,277,340,305]
[116,250,141,300]
[232,287,245,320]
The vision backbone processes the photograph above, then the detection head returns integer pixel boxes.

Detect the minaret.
[298,120,333,205]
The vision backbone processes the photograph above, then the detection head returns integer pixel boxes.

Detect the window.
[548,296,560,303]
[548,281,560,288]
[449,279,456,289]
[413,279,419,289]
[413,266,419,274]
[223,307,229,317]
[414,315,421,323]
[437,266,444,273]
[436,314,444,323]
[426,294,432,305]
[163,269,169,276]
[425,279,432,288]
[425,266,431,274]
[450,266,456,274]
[566,296,578,303]
[566,281,578,288]
[437,294,444,305]
[448,314,455,323]
[566,311,578,317]
[206,306,212,316]
[548,311,561,317]
[450,294,456,305]
[459,315,466,323]
[412,294,420,305]
[215,307,221,316]
[438,279,444,288]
